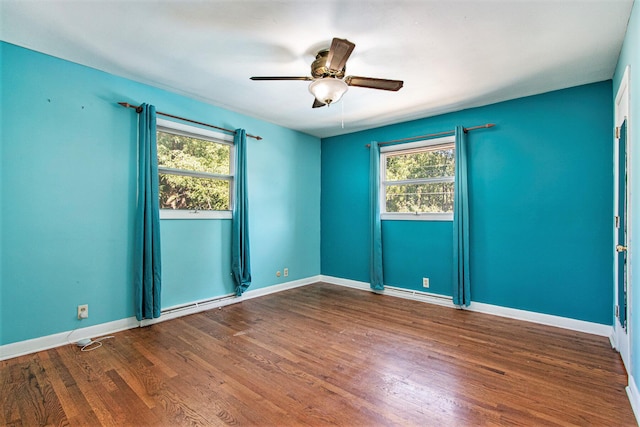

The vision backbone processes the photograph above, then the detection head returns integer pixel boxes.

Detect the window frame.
[380,135,456,221]
[156,118,235,220]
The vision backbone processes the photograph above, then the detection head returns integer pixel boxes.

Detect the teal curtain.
[134,103,162,321]
[453,126,470,306]
[370,142,384,291]
[232,129,252,296]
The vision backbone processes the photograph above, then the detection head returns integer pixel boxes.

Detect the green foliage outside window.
[157,131,231,211]
[385,145,455,214]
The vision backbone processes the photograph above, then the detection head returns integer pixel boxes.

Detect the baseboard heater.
[161,293,238,317]
[383,285,453,307]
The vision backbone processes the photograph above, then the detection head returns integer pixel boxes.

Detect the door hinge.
[616,126,620,139]
[615,216,620,228]
[616,305,619,317]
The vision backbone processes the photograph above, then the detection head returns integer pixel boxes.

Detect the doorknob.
[617,245,628,252]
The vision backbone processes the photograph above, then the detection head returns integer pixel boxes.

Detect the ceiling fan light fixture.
[309,78,348,106]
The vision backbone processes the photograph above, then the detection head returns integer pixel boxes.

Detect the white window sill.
[381,212,453,221]
[160,209,232,220]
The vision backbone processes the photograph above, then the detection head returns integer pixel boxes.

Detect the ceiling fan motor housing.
[311,50,346,79]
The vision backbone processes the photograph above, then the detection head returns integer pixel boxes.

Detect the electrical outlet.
[78,304,89,319]
[276,271,281,277]
[422,278,430,288]
[284,268,289,277]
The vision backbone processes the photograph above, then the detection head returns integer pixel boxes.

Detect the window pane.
[385,182,454,213]
[159,174,230,211]
[157,131,230,175]
[386,146,454,181]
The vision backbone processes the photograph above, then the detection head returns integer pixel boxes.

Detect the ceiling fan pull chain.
[341,99,345,129]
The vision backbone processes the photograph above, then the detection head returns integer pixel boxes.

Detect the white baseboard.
[466,301,612,337]
[319,275,372,291]
[0,317,139,361]
[627,375,640,425]
[1,276,320,361]
[242,275,320,300]
[319,275,455,307]
[319,275,613,337]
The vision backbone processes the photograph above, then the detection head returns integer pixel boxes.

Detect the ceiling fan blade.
[250,76,312,81]
[345,76,404,91]
[312,98,326,108]
[326,38,355,72]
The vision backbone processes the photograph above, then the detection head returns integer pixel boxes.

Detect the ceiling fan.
[250,38,404,108]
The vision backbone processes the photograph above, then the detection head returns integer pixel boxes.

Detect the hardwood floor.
[1,283,636,426]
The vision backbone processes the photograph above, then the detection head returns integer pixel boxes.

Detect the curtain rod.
[365,123,495,148]
[118,102,263,141]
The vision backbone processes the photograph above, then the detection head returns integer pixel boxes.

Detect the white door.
[614,66,631,372]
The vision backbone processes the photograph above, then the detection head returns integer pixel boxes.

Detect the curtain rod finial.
[118,101,143,113]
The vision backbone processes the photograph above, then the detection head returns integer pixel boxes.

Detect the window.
[380,136,455,221]
[156,119,234,219]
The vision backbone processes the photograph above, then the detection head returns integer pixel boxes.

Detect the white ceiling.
[0,0,634,138]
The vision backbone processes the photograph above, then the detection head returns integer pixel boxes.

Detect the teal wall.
[0,33,625,347]
[322,82,614,324]
[613,0,639,388]
[0,42,321,345]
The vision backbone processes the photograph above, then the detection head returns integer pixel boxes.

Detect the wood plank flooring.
[1,283,636,426]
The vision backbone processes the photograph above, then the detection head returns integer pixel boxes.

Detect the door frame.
[614,65,631,372]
